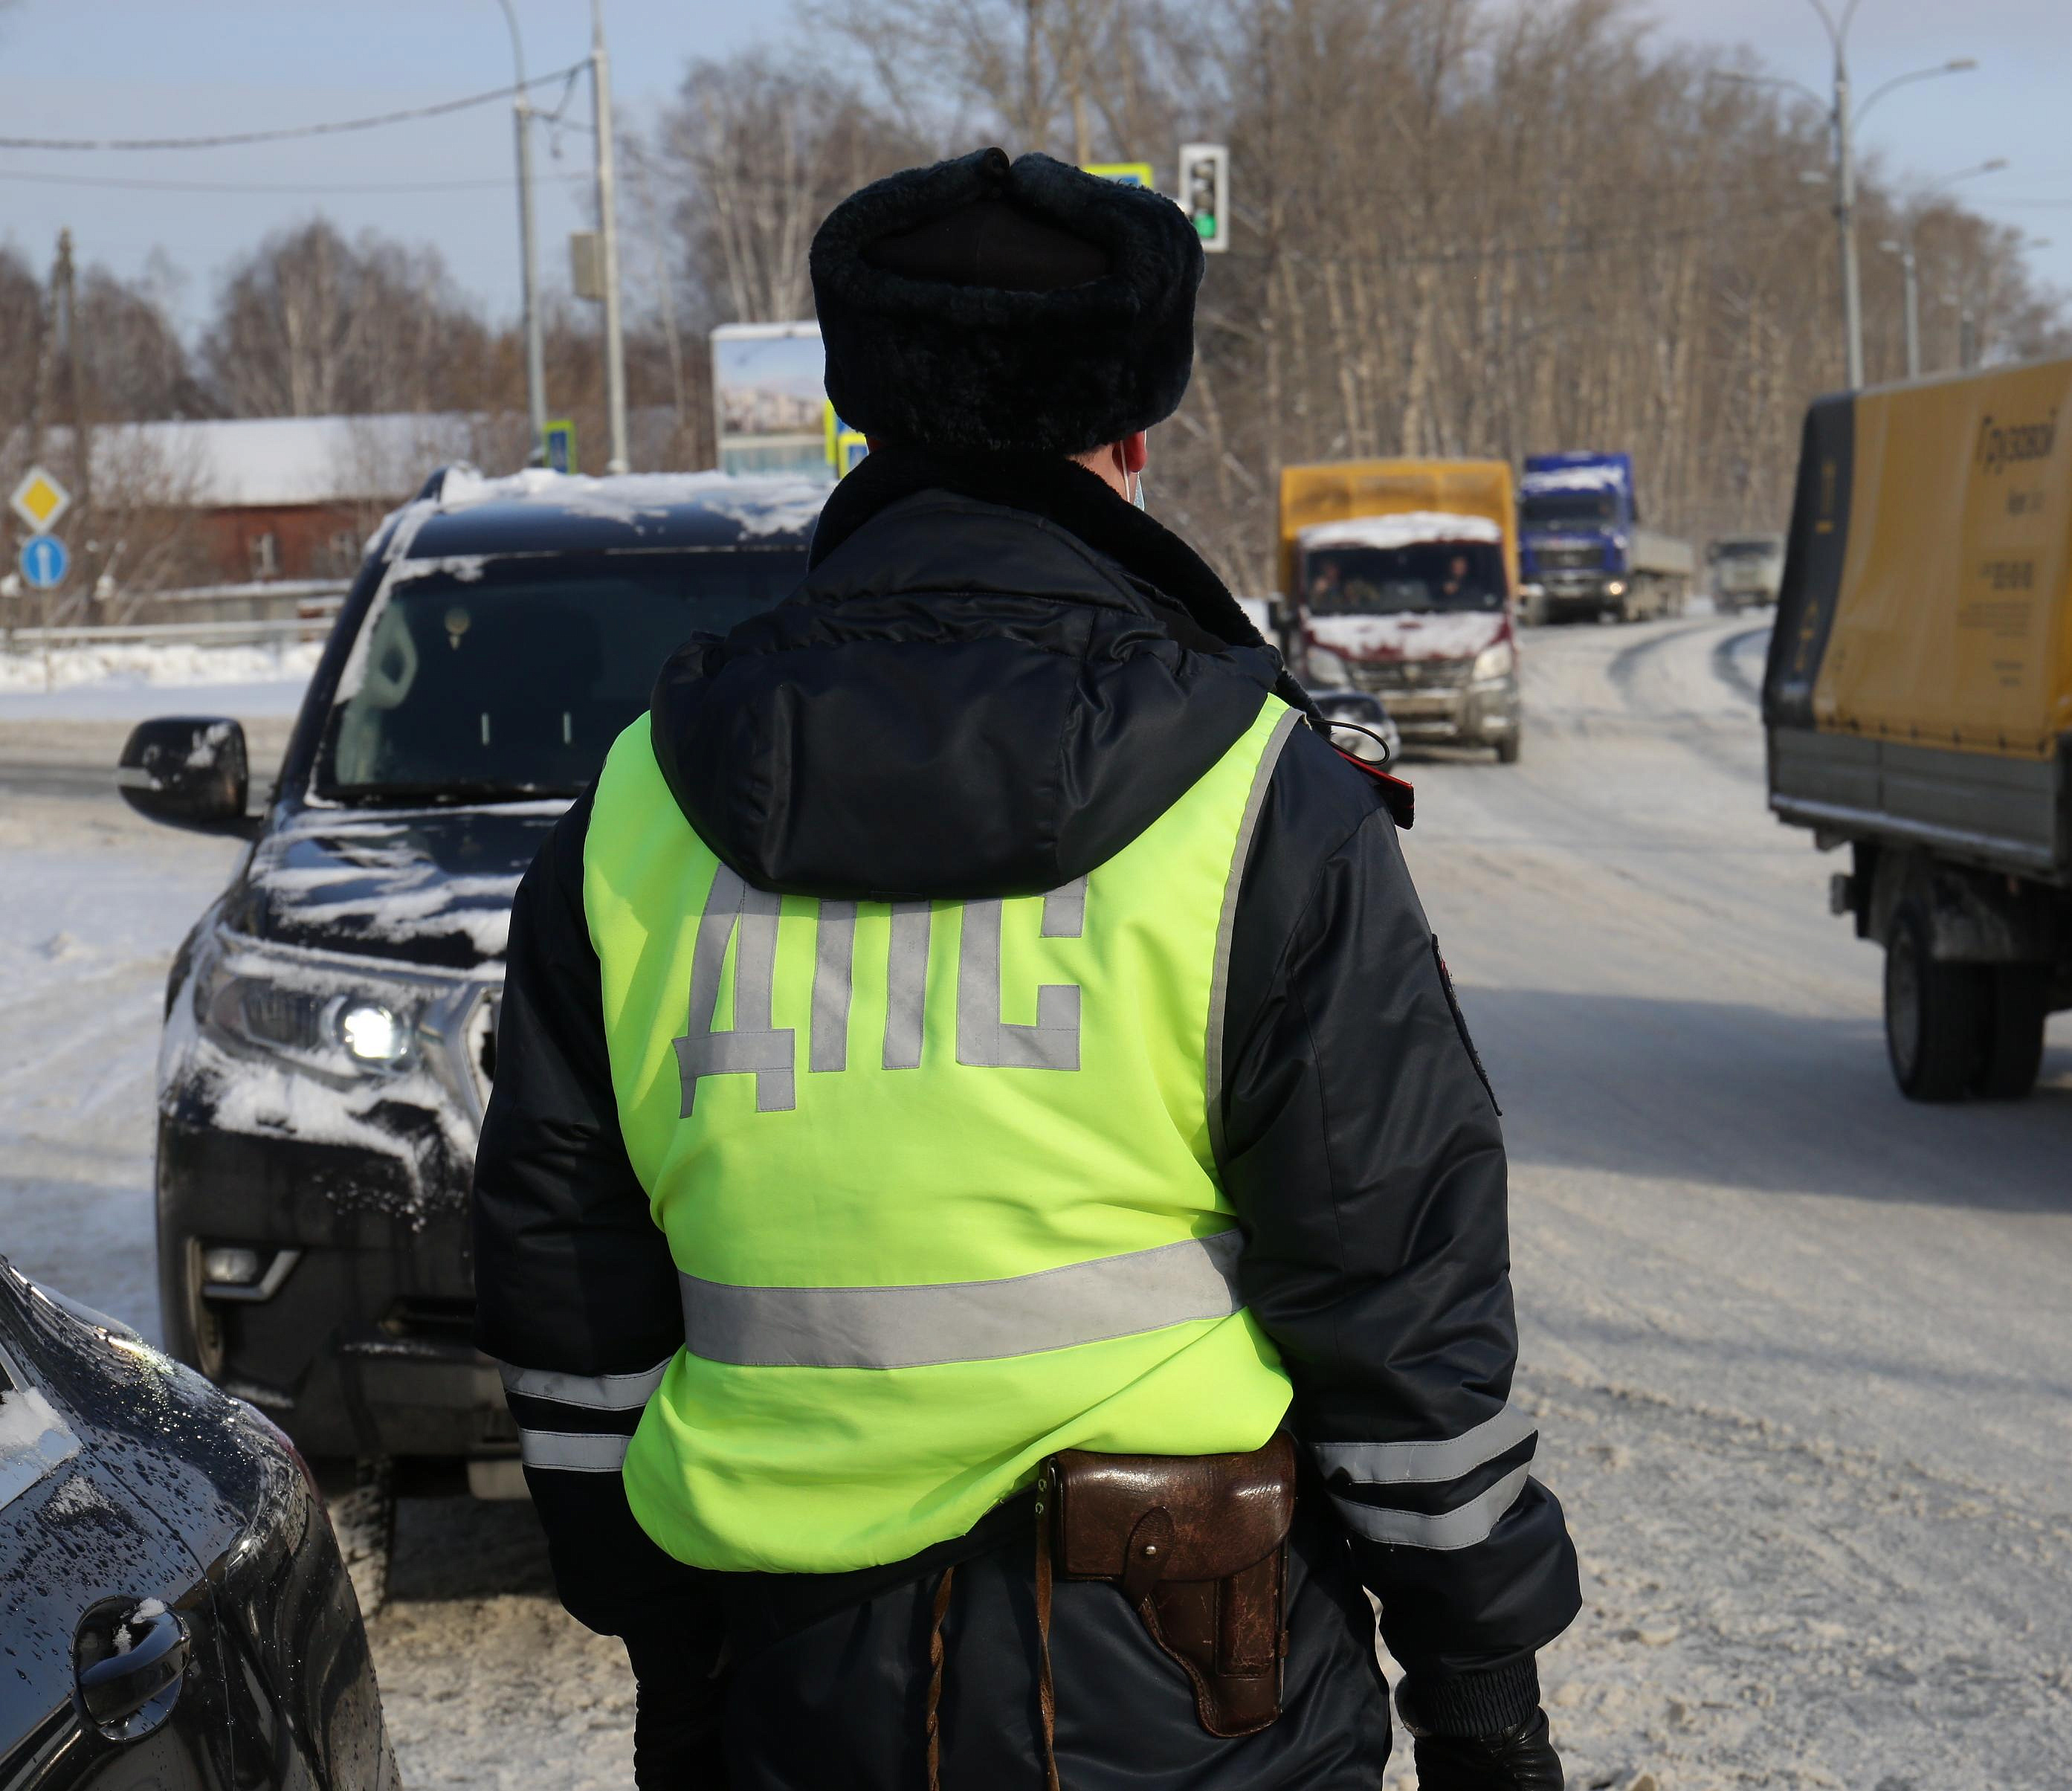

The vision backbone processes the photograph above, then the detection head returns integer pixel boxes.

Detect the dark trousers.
[631,1505,1392,1791]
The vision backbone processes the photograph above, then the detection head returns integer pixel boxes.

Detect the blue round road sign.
[19,533,68,590]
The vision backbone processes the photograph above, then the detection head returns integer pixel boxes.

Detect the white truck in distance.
[1279,456,1523,764]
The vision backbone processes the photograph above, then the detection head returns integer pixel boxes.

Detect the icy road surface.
[2,617,2068,1789]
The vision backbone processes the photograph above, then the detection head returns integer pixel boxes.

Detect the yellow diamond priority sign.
[10,466,71,536]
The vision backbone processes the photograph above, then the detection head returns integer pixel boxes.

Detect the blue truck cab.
[1517,451,1693,625]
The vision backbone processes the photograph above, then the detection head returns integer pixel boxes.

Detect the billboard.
[711,322,835,478]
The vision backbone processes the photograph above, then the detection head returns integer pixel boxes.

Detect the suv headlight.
[1304,641,1352,687]
[1473,639,1516,682]
[195,934,433,1080]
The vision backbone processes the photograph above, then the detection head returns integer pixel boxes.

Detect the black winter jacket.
[471,449,1579,1785]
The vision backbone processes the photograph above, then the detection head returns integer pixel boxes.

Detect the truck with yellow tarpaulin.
[1279,458,1523,761]
[1765,356,2072,1100]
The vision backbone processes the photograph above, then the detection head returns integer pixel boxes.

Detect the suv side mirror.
[117,717,257,836]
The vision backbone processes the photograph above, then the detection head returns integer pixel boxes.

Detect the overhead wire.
[0,167,590,196]
[0,65,587,152]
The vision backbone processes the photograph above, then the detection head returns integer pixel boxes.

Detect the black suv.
[117,467,822,1596]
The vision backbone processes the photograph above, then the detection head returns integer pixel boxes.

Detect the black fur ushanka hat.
[810,146,1205,458]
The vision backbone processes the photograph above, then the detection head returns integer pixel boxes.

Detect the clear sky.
[1,0,2067,337]
[1647,0,2072,297]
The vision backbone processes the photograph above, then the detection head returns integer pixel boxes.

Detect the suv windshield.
[1304,540,1505,616]
[314,548,807,802]
[1521,491,1618,527]
[1714,538,1779,561]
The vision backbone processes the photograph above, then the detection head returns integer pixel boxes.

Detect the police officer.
[473,146,1579,1790]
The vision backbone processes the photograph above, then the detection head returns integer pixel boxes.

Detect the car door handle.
[75,1604,190,1735]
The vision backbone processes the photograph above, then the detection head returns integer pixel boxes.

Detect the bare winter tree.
[653,53,929,327]
[79,260,207,421]
[802,0,2065,587]
[0,248,47,435]
[201,220,495,418]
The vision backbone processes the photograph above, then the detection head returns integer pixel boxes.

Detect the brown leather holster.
[1040,1433,1297,1739]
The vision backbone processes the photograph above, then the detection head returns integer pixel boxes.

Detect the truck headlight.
[1303,642,1352,687]
[196,935,428,1079]
[1606,579,1627,596]
[1473,639,1516,682]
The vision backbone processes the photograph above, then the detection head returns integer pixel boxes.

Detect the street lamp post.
[493,0,548,459]
[1885,236,1921,378]
[1832,42,1862,390]
[591,0,630,474]
[1952,236,2051,370]
[1715,6,1976,388]
[1879,159,2007,380]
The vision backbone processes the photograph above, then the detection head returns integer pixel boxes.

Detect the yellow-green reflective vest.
[584,697,1301,1574]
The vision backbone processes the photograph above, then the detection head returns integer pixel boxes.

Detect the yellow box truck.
[1279,459,1523,762]
[1765,356,2072,1100]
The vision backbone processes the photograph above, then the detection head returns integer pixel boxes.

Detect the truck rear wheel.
[1972,967,2049,1100]
[1883,903,1987,1101]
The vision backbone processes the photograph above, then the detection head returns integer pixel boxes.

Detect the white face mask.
[1132,472,1147,512]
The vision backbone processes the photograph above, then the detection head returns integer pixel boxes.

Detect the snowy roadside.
[0,794,245,1339]
[0,642,317,802]
[0,639,322,709]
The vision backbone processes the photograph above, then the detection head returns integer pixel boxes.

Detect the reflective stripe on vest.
[584,697,1301,1574]
[680,1229,1245,1369]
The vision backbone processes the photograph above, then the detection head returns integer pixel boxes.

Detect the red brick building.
[80,413,491,586]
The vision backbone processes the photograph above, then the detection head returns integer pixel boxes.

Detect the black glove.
[1409,1708,1564,1791]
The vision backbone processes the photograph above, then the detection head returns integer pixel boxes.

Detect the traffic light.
[1178,143,1230,254]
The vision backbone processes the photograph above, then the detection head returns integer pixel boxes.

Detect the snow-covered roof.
[1520,462,1625,494]
[425,466,827,537]
[39,414,485,508]
[1299,511,1503,550]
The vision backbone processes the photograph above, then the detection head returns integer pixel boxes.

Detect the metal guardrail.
[150,579,350,606]
[1,607,342,652]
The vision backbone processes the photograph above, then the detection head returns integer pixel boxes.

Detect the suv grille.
[1350,656,1474,694]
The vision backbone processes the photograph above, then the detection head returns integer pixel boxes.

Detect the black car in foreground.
[117,467,824,1601]
[0,1259,395,1787]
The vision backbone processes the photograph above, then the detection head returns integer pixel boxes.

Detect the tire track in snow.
[1710,625,1769,707]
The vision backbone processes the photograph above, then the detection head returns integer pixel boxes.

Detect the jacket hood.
[648,450,1303,901]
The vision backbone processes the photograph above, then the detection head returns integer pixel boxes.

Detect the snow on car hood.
[1308,610,1507,662]
[225,804,564,969]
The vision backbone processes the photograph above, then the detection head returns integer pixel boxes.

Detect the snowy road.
[1410,615,2072,1791]
[2,618,2068,1790]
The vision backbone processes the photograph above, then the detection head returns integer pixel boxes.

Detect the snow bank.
[1300,510,1503,550]
[0,639,323,697]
